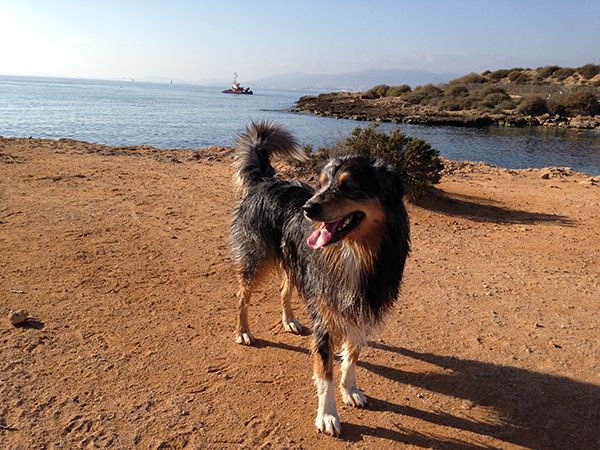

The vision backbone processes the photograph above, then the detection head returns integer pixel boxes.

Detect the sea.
[1,75,599,176]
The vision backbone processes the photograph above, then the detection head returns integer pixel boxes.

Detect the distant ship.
[223,72,253,95]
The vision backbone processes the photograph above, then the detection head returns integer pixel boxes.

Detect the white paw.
[315,411,341,437]
[235,331,255,345]
[283,317,303,334]
[341,385,366,407]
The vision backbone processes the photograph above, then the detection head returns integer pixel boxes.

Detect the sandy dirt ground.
[1,136,599,450]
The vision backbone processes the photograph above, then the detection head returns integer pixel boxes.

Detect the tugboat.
[222,72,253,94]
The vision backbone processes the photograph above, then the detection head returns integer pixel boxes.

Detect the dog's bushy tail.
[233,121,305,194]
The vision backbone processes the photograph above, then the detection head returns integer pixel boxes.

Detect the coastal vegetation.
[293,65,600,129]
[291,124,444,200]
[360,65,600,117]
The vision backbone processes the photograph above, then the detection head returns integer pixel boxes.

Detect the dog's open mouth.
[307,212,365,249]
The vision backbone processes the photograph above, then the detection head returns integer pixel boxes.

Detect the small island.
[292,65,600,130]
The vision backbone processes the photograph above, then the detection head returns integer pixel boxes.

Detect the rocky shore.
[291,92,600,129]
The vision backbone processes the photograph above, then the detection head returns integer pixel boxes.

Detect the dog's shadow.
[341,343,600,449]
[416,188,576,226]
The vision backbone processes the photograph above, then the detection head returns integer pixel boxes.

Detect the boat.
[223,73,253,94]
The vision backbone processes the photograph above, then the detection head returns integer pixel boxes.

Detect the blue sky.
[1,0,598,82]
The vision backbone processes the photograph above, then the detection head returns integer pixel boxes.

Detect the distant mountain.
[245,69,461,92]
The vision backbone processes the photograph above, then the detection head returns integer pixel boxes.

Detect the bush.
[491,99,519,113]
[487,69,511,82]
[561,91,600,115]
[449,73,486,85]
[546,91,600,116]
[536,65,561,80]
[577,64,600,80]
[478,85,508,97]
[387,84,412,97]
[402,89,428,105]
[401,84,442,105]
[362,84,390,99]
[553,67,576,81]
[341,124,443,199]
[509,72,531,84]
[481,92,511,109]
[516,95,548,116]
[547,97,566,116]
[457,96,481,110]
[444,85,470,98]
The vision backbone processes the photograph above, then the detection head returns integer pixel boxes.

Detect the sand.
[1,136,599,449]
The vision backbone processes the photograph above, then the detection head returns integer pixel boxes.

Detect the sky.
[1,0,599,82]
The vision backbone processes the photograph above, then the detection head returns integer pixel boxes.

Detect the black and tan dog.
[230,121,410,436]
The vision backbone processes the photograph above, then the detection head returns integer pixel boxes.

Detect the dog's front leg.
[235,285,255,345]
[313,329,341,436]
[340,343,366,407]
[280,274,303,334]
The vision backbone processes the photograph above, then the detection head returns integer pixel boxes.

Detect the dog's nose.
[302,201,323,220]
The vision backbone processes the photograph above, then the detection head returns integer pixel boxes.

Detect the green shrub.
[402,89,428,105]
[362,84,390,99]
[536,65,561,80]
[561,91,600,115]
[341,124,443,199]
[490,99,519,113]
[507,69,525,82]
[449,73,486,85]
[400,84,442,105]
[481,92,511,109]
[387,84,412,97]
[577,64,600,80]
[436,98,461,111]
[516,95,548,116]
[508,72,530,84]
[444,85,470,98]
[553,67,576,81]
[487,69,511,81]
[547,97,567,116]
[478,85,508,97]
[290,125,443,200]
[457,96,481,110]
[419,84,443,95]
[546,91,600,116]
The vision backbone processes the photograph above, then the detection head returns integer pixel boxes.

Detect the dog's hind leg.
[340,343,367,407]
[280,273,302,334]
[313,328,341,436]
[235,282,255,345]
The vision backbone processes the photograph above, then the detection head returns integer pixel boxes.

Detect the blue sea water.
[1,75,599,176]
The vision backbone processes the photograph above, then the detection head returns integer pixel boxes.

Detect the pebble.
[9,309,28,325]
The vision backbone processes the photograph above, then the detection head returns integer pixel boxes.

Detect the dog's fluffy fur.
[231,121,410,436]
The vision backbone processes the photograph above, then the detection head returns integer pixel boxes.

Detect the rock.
[9,309,28,325]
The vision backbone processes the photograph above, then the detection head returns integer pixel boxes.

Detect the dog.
[230,121,410,436]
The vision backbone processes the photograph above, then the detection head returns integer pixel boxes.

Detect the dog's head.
[303,155,403,249]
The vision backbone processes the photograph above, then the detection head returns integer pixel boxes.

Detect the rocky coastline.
[291,92,600,129]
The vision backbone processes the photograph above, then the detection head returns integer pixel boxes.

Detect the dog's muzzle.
[302,201,323,221]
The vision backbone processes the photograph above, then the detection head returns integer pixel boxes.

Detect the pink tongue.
[307,220,341,249]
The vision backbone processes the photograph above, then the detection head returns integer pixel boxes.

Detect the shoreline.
[2,135,599,179]
[291,92,600,130]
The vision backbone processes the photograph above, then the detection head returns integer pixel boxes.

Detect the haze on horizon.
[1,0,598,84]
